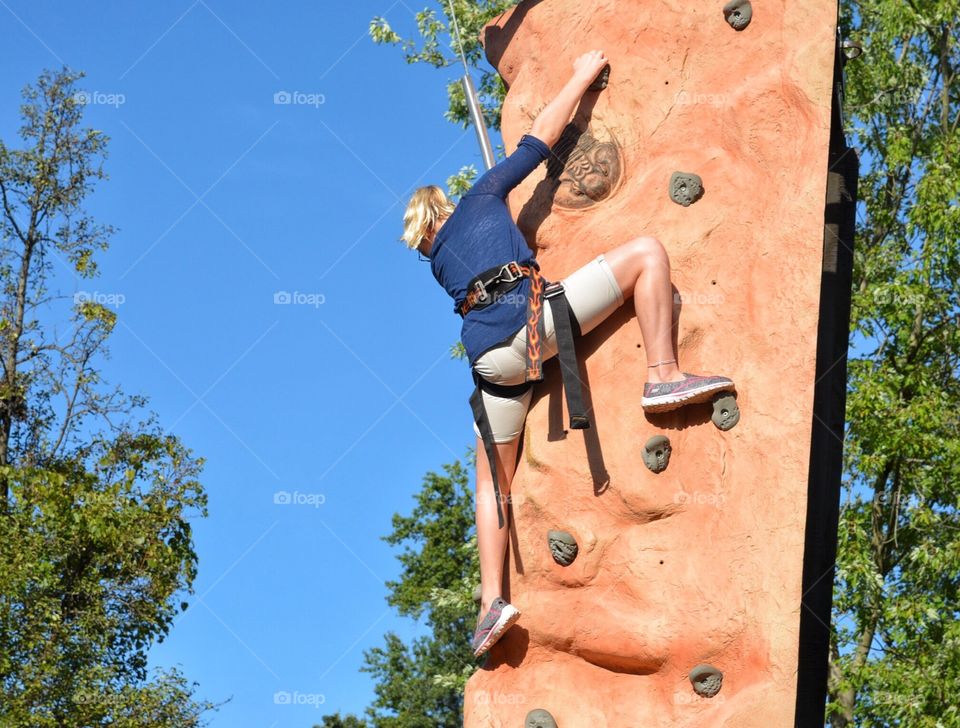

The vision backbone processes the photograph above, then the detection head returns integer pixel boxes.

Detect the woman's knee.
[629,236,668,269]
[606,236,669,291]
[475,434,521,484]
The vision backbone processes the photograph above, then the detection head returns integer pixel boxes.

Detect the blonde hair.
[401,185,455,249]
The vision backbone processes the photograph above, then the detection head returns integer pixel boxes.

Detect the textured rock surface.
[465,1,839,725]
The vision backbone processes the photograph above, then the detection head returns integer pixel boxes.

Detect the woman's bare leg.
[603,236,686,384]
[475,433,521,620]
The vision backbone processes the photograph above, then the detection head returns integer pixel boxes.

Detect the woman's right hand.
[530,49,610,147]
[572,50,608,86]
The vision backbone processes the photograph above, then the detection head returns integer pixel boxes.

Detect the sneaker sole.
[641,381,735,413]
[472,604,520,657]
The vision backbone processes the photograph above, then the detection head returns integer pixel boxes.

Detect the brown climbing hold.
[723,0,752,30]
[689,663,724,697]
[547,529,578,566]
[588,63,610,91]
[525,708,558,728]
[669,171,704,206]
[642,435,672,473]
[547,127,622,209]
[711,393,741,431]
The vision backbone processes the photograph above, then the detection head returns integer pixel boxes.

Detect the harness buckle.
[499,261,523,283]
[471,278,490,304]
[544,280,565,298]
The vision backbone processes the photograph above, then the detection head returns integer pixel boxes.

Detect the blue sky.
[1,1,490,725]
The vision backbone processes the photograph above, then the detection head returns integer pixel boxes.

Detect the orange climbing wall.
[466,1,841,725]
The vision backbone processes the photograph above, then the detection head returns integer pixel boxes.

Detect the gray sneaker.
[642,372,735,413]
[471,596,520,657]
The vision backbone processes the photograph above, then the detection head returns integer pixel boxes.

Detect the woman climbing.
[400,50,736,658]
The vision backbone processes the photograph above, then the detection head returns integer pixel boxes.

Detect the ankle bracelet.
[647,359,677,368]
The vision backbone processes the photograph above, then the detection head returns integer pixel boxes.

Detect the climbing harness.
[457,261,532,315]
[460,262,590,529]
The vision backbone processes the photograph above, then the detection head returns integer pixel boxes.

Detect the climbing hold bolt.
[689,663,724,698]
[547,530,579,566]
[525,709,558,728]
[711,393,740,431]
[722,0,752,30]
[642,435,672,473]
[669,172,704,206]
[589,64,611,91]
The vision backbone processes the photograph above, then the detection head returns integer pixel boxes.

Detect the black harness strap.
[544,282,590,430]
[470,371,532,529]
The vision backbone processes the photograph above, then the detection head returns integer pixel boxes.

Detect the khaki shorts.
[472,254,624,443]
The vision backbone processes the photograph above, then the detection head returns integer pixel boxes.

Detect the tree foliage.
[369,0,512,130]
[0,68,216,725]
[317,459,479,728]
[828,1,960,725]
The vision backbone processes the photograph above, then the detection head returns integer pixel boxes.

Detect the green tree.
[314,713,372,728]
[370,0,512,130]
[828,1,959,725]
[0,68,217,726]
[317,458,479,728]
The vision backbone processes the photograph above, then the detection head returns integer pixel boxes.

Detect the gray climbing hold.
[723,0,752,30]
[525,708,558,728]
[642,435,672,473]
[547,529,578,566]
[711,393,741,431]
[588,64,611,91]
[689,663,724,698]
[669,172,704,206]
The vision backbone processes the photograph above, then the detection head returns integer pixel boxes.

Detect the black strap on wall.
[545,283,590,430]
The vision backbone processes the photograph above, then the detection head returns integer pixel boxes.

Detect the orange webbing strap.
[523,269,590,429]
[524,267,546,381]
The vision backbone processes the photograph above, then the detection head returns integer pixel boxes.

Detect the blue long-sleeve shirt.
[430,133,551,365]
